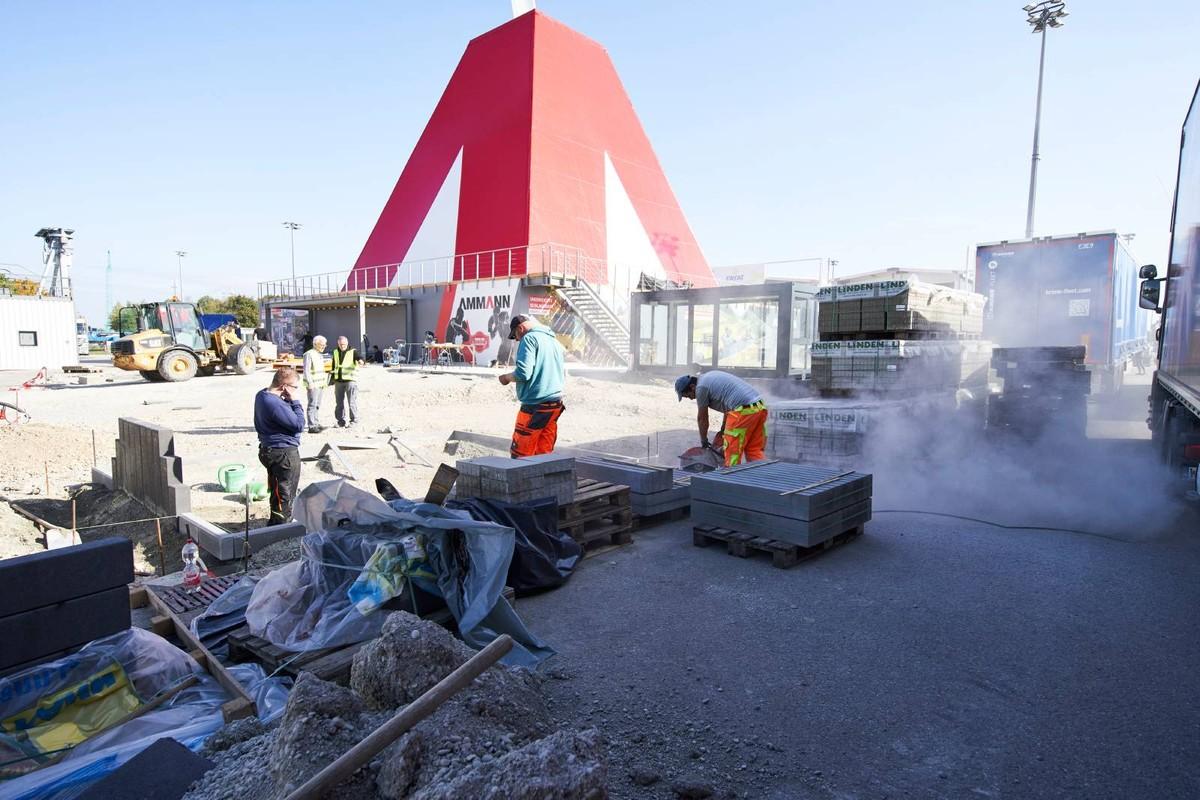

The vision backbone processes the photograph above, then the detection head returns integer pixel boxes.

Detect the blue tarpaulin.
[197,313,237,334]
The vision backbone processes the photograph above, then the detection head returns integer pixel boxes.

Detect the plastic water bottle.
[181,538,206,593]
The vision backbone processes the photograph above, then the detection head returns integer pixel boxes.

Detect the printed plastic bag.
[0,628,202,768]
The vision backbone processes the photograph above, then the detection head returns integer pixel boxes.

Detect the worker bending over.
[676,371,768,467]
[499,314,566,457]
[255,367,305,525]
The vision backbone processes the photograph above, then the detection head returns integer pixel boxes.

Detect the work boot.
[308,426,324,434]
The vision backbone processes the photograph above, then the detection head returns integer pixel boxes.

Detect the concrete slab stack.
[574,456,691,516]
[455,454,577,505]
[810,340,992,394]
[987,346,1089,439]
[111,417,191,517]
[0,538,133,672]
[690,462,872,547]
[818,280,985,338]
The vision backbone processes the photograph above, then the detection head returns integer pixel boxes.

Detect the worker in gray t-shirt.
[675,371,768,467]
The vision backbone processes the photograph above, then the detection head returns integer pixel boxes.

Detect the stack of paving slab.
[987,346,1089,439]
[766,394,978,466]
[817,280,985,337]
[455,454,577,505]
[811,339,992,394]
[812,281,992,396]
[574,456,690,516]
[690,462,872,547]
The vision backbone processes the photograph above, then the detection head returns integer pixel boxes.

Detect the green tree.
[108,301,147,332]
[222,294,260,327]
[196,295,222,314]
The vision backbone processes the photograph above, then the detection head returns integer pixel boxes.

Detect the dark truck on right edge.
[1141,79,1200,491]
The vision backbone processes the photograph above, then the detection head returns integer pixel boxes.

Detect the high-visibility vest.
[331,347,358,382]
[302,349,327,389]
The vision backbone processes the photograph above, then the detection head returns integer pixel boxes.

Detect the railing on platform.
[256,242,641,317]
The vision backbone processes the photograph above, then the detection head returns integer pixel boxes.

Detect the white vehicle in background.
[75,314,89,356]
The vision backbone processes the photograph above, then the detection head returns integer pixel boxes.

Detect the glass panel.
[692,304,715,366]
[790,295,813,373]
[168,303,207,351]
[674,304,690,365]
[718,299,778,369]
[651,304,668,364]
[637,303,669,365]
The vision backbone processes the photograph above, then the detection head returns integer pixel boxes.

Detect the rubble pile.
[185,611,606,800]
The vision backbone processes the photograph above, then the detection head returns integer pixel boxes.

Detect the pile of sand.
[0,499,45,559]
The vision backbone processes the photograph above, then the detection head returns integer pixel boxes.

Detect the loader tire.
[158,350,198,382]
[229,343,257,375]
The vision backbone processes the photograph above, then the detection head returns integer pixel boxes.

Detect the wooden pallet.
[692,524,864,569]
[559,479,633,549]
[226,586,516,684]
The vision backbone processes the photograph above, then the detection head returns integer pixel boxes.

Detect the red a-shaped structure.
[348,10,713,290]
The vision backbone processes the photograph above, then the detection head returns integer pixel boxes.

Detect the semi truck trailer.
[976,231,1151,394]
[1140,79,1200,490]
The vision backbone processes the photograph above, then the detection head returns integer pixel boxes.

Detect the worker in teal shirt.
[498,315,566,457]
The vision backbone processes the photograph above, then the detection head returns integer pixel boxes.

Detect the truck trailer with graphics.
[976,231,1151,393]
[1139,79,1200,488]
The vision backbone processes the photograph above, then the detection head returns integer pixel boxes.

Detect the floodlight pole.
[1024,1,1067,239]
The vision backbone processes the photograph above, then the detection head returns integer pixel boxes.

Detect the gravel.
[184,612,605,800]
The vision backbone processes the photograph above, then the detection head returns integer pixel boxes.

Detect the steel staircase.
[552,280,631,365]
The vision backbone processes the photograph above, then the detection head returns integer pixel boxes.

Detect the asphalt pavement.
[519,378,1200,800]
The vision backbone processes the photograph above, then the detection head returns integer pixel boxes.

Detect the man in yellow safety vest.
[331,336,363,428]
[302,335,328,433]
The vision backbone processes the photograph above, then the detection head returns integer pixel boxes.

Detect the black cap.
[508,314,531,339]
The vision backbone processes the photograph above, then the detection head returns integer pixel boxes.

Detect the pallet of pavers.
[574,457,691,521]
[690,461,871,567]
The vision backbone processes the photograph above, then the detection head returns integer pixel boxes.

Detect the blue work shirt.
[513,324,565,404]
[254,388,305,449]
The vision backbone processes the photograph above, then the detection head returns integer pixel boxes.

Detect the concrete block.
[691,498,872,548]
[0,586,130,671]
[91,467,113,489]
[0,537,133,617]
[576,457,674,494]
[78,736,213,800]
[179,513,305,562]
[690,462,872,521]
[630,484,691,516]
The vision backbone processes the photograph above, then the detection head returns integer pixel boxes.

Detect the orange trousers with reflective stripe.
[510,400,565,458]
[721,406,768,467]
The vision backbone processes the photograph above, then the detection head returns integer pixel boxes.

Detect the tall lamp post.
[174,251,187,299]
[282,221,302,287]
[1023,1,1068,239]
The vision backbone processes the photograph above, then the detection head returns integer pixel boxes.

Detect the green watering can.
[245,480,269,502]
[217,464,248,493]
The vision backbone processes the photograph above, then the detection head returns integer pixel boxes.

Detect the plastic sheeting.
[447,497,581,593]
[190,575,260,654]
[0,660,288,800]
[244,480,553,667]
[0,628,202,767]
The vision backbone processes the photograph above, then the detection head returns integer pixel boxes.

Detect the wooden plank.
[129,584,148,609]
[145,587,257,722]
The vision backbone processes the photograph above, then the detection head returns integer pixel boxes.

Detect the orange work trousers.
[721,403,768,467]
[510,400,565,458]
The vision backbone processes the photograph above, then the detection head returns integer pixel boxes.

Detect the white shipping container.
[0,296,78,371]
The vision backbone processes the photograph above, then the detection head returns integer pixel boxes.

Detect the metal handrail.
[256,242,614,301]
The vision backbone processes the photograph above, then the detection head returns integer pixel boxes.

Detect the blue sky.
[1,1,1197,325]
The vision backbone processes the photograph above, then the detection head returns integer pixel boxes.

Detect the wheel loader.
[110,301,258,382]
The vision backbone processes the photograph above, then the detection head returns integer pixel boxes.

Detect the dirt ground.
[0,359,695,564]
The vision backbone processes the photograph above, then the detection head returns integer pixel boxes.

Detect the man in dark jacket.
[255,366,305,525]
